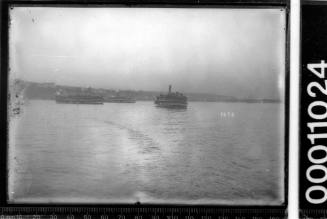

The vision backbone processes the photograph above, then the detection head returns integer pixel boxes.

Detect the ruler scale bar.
[0,208,286,219]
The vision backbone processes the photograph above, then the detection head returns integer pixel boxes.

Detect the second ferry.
[155,85,187,108]
[55,88,104,104]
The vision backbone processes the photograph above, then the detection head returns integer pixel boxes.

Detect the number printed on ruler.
[306,60,327,204]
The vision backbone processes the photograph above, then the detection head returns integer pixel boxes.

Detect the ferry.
[154,85,187,108]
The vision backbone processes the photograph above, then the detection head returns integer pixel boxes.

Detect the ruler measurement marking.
[0,208,287,219]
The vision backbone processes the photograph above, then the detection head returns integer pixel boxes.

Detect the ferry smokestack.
[169,85,172,93]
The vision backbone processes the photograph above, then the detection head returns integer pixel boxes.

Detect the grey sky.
[10,7,285,99]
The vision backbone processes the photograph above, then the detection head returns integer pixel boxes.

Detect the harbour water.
[8,100,285,205]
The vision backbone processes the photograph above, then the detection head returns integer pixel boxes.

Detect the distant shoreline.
[12,79,282,104]
[28,99,283,104]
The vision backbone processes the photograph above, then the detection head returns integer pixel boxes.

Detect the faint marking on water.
[103,120,162,155]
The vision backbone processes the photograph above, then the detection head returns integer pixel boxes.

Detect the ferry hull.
[155,101,187,108]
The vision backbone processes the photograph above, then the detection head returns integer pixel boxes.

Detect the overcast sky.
[10,7,285,99]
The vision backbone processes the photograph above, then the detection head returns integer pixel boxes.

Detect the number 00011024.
[305,60,327,204]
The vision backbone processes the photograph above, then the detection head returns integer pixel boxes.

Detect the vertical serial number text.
[306,60,327,204]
